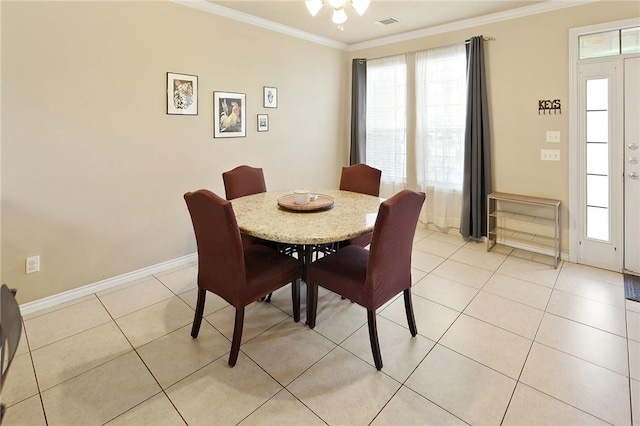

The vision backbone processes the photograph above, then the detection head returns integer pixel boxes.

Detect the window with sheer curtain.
[416,45,467,228]
[365,45,467,228]
[365,55,407,196]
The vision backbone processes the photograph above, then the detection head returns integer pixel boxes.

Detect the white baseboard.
[19,253,198,316]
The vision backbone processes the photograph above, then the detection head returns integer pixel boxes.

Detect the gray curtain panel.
[350,59,367,165]
[461,36,492,240]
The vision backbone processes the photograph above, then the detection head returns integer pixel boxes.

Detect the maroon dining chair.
[222,164,285,258]
[307,189,426,370]
[222,165,270,248]
[339,163,382,197]
[184,189,302,367]
[222,165,267,201]
[339,163,382,248]
[222,165,298,302]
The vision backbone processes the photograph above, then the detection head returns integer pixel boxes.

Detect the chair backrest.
[222,165,267,200]
[339,164,381,197]
[1,284,23,423]
[184,190,246,306]
[366,190,425,302]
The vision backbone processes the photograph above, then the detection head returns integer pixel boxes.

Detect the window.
[579,26,640,59]
[365,45,467,228]
[365,55,407,188]
[585,78,610,241]
[416,45,467,191]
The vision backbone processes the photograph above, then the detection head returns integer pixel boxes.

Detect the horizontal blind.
[366,55,407,185]
[416,44,467,191]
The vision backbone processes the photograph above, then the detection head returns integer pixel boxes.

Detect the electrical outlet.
[541,149,561,161]
[546,131,561,143]
[26,255,40,274]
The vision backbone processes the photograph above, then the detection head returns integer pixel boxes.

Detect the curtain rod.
[360,36,494,62]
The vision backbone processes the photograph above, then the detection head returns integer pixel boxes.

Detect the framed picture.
[257,114,269,132]
[263,86,278,108]
[214,91,246,138]
[167,72,198,115]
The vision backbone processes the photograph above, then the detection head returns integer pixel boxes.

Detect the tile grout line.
[498,258,563,426]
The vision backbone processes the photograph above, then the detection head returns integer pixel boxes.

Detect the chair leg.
[367,309,383,370]
[403,289,418,337]
[292,278,301,322]
[229,307,245,367]
[191,289,206,338]
[306,282,318,329]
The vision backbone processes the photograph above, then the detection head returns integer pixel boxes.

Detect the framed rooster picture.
[167,72,198,115]
[214,91,246,138]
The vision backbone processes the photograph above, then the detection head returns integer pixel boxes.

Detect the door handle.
[630,172,639,180]
[630,143,639,151]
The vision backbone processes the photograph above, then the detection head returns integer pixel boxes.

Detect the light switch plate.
[541,149,560,161]
[546,131,560,143]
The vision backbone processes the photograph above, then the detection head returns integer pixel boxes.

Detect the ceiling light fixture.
[305,0,370,31]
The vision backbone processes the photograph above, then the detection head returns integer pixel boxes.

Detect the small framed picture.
[257,114,269,132]
[167,72,198,115]
[263,86,278,108]
[214,91,246,138]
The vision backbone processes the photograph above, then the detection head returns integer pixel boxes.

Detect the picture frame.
[257,114,269,132]
[214,91,246,138]
[167,72,198,115]
[263,86,278,108]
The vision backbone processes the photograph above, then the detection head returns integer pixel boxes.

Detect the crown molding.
[170,0,349,50]
[171,0,598,52]
[347,0,598,51]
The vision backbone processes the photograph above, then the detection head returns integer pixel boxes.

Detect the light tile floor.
[3,229,640,425]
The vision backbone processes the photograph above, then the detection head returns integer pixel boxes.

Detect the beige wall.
[3,1,639,304]
[349,1,640,254]
[1,1,347,303]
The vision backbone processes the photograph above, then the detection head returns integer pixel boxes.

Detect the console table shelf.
[487,192,561,268]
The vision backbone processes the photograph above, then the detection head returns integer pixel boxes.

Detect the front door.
[624,57,640,274]
[577,60,623,271]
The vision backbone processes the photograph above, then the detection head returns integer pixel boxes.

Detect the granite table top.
[231,189,383,245]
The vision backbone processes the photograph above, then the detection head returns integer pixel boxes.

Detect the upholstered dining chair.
[339,163,382,248]
[1,284,23,424]
[184,189,302,367]
[222,165,270,248]
[222,165,267,201]
[222,165,298,302]
[340,163,382,197]
[307,190,425,370]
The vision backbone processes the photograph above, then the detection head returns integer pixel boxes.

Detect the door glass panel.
[586,79,608,110]
[587,143,608,175]
[585,76,610,241]
[587,206,609,241]
[587,175,609,207]
[586,111,609,142]
[622,27,640,54]
[580,30,620,59]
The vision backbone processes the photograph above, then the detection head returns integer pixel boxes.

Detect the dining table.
[231,189,383,325]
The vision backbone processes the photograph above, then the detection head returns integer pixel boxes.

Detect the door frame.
[568,17,640,269]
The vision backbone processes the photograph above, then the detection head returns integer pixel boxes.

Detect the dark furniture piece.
[307,190,425,370]
[339,163,381,248]
[222,165,267,201]
[222,165,271,250]
[339,163,382,197]
[1,284,22,424]
[223,165,298,301]
[184,189,302,367]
